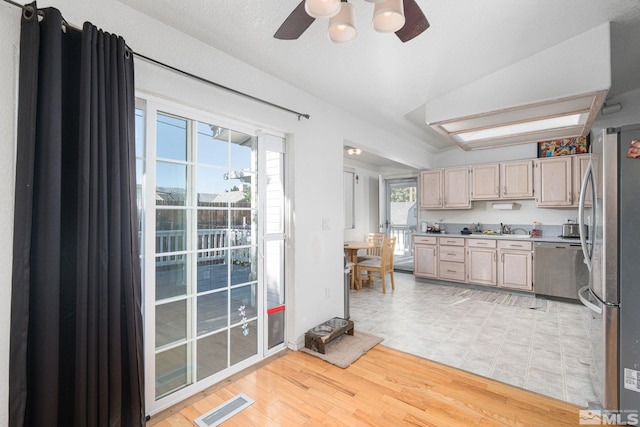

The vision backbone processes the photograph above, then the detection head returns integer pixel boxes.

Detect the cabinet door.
[498,250,532,291]
[468,248,497,286]
[443,167,471,208]
[573,154,593,207]
[501,161,533,199]
[420,170,442,208]
[414,244,437,278]
[535,157,573,206]
[471,164,500,200]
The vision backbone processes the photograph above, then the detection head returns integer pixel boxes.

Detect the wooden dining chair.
[357,232,385,262]
[356,237,396,293]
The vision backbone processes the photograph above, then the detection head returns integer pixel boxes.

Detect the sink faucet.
[500,223,511,235]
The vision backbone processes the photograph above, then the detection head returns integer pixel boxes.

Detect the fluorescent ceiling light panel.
[427,91,607,151]
[454,113,588,143]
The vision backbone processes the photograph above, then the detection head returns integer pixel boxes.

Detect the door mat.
[299,330,383,368]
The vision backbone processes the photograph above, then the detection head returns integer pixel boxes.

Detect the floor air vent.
[194,393,254,427]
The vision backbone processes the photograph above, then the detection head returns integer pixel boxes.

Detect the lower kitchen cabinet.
[497,241,533,291]
[414,236,438,279]
[468,239,497,286]
[438,237,466,282]
[413,235,534,292]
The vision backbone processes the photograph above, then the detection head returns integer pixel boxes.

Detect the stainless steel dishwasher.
[534,241,589,300]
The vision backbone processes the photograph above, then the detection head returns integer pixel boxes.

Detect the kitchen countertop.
[413,232,582,244]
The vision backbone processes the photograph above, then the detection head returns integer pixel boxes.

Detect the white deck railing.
[388,225,416,256]
[156,229,252,267]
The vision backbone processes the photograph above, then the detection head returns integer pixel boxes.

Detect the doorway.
[384,178,417,271]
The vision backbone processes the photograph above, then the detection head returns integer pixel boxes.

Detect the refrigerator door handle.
[578,160,594,271]
[578,285,602,314]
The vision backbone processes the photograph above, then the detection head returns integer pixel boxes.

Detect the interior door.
[384,178,418,271]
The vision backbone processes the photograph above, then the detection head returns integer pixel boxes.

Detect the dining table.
[344,241,377,289]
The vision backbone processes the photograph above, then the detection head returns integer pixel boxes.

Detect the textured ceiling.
[120,0,640,163]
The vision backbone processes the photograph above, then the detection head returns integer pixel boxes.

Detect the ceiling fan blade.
[395,0,430,43]
[274,1,316,40]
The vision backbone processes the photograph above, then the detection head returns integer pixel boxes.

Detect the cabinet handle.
[496,186,499,195]
[512,244,523,247]
[501,253,504,262]
[446,252,456,256]
[447,269,456,273]
[493,252,496,261]
[476,242,487,245]
[503,186,507,195]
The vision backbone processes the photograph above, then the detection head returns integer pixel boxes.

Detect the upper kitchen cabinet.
[444,167,471,208]
[419,170,443,208]
[470,160,533,200]
[534,156,573,207]
[470,164,500,200]
[500,160,534,199]
[419,167,471,209]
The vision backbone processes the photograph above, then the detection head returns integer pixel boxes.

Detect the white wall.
[343,159,384,241]
[0,1,436,422]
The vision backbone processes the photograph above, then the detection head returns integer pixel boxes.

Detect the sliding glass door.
[138,99,286,414]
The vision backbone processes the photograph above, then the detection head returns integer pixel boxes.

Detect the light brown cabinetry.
[419,170,443,209]
[414,236,438,279]
[470,161,533,201]
[534,156,573,207]
[501,160,534,199]
[419,167,471,209]
[438,237,466,282]
[444,167,471,208]
[470,164,500,200]
[497,240,533,291]
[572,154,593,207]
[467,239,497,286]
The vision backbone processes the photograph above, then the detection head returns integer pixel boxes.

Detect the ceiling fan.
[274,0,430,43]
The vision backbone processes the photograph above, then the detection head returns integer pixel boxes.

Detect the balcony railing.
[156,228,252,267]
[388,225,416,256]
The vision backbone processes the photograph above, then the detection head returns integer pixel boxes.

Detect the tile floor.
[349,271,598,407]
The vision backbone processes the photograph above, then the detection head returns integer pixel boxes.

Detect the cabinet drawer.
[439,261,466,282]
[468,239,497,248]
[438,237,465,246]
[414,235,437,245]
[498,240,532,250]
[439,245,465,262]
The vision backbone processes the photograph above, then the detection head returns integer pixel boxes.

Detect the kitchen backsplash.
[419,200,579,233]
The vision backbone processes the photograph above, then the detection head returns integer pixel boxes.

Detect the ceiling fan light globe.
[372,0,405,33]
[328,2,357,43]
[304,0,341,19]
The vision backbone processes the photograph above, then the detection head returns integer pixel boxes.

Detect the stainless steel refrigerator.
[578,125,640,422]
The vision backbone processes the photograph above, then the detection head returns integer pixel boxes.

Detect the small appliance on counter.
[561,219,581,238]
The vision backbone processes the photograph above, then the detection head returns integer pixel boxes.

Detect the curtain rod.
[2,0,311,121]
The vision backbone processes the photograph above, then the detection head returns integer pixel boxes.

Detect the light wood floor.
[147,345,584,426]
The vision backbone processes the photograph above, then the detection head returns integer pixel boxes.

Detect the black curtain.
[9,3,145,426]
